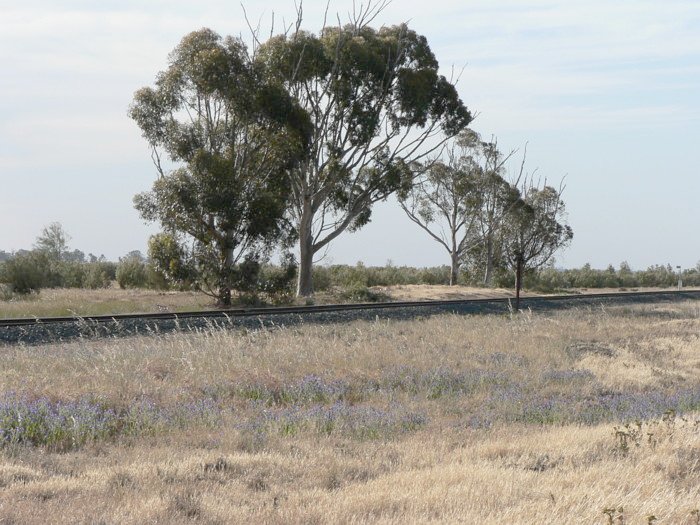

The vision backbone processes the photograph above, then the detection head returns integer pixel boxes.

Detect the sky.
[0,0,698,270]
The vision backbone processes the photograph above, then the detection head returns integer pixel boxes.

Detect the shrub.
[116,255,148,289]
[58,261,87,288]
[0,251,51,294]
[259,255,297,304]
[0,283,13,301]
[83,262,114,289]
[145,265,170,290]
[312,266,333,291]
[339,285,390,303]
[147,233,193,288]
[312,263,452,290]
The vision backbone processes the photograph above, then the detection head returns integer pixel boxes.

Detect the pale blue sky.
[1,0,698,270]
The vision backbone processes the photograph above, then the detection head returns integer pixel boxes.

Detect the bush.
[116,256,148,289]
[145,265,170,290]
[312,263,452,290]
[0,283,13,301]
[83,262,114,289]
[59,261,87,288]
[259,256,297,304]
[147,233,194,289]
[0,251,51,294]
[339,285,390,303]
[312,266,333,291]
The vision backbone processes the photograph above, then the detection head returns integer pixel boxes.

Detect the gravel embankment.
[1,291,698,346]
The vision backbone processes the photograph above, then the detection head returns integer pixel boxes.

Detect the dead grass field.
[372,284,533,301]
[374,284,700,302]
[1,300,699,523]
[0,286,213,319]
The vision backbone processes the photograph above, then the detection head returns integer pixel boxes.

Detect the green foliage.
[33,222,70,261]
[0,251,50,294]
[83,262,114,289]
[523,262,697,291]
[59,261,88,288]
[339,285,390,303]
[258,17,471,296]
[0,249,117,294]
[131,28,306,305]
[147,233,193,289]
[312,263,452,290]
[258,255,298,304]
[116,253,148,289]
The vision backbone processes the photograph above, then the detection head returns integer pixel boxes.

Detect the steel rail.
[1,289,699,328]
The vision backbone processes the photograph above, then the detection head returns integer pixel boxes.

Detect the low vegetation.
[0,300,698,522]
[2,250,698,304]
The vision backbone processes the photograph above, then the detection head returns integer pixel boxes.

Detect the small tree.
[502,182,573,309]
[469,145,522,286]
[34,222,70,262]
[399,130,516,285]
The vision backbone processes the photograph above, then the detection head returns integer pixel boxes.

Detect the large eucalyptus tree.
[257,8,472,296]
[130,29,310,305]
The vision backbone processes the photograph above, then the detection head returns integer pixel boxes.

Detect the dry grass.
[2,421,699,524]
[371,284,523,301]
[1,300,699,523]
[0,286,213,318]
[375,284,700,302]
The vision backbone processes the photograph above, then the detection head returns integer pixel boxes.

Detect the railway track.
[1,289,698,345]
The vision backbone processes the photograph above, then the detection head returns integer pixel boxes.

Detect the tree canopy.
[34,222,70,262]
[257,15,472,295]
[399,130,517,285]
[130,28,310,305]
[502,182,573,307]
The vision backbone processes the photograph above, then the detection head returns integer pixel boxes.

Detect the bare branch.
[241,3,262,50]
[150,146,165,178]
[294,0,303,35]
[350,0,392,28]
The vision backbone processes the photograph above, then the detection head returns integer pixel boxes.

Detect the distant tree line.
[0,223,297,303]
[530,262,698,291]
[310,261,700,292]
[0,223,696,300]
[0,223,116,295]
